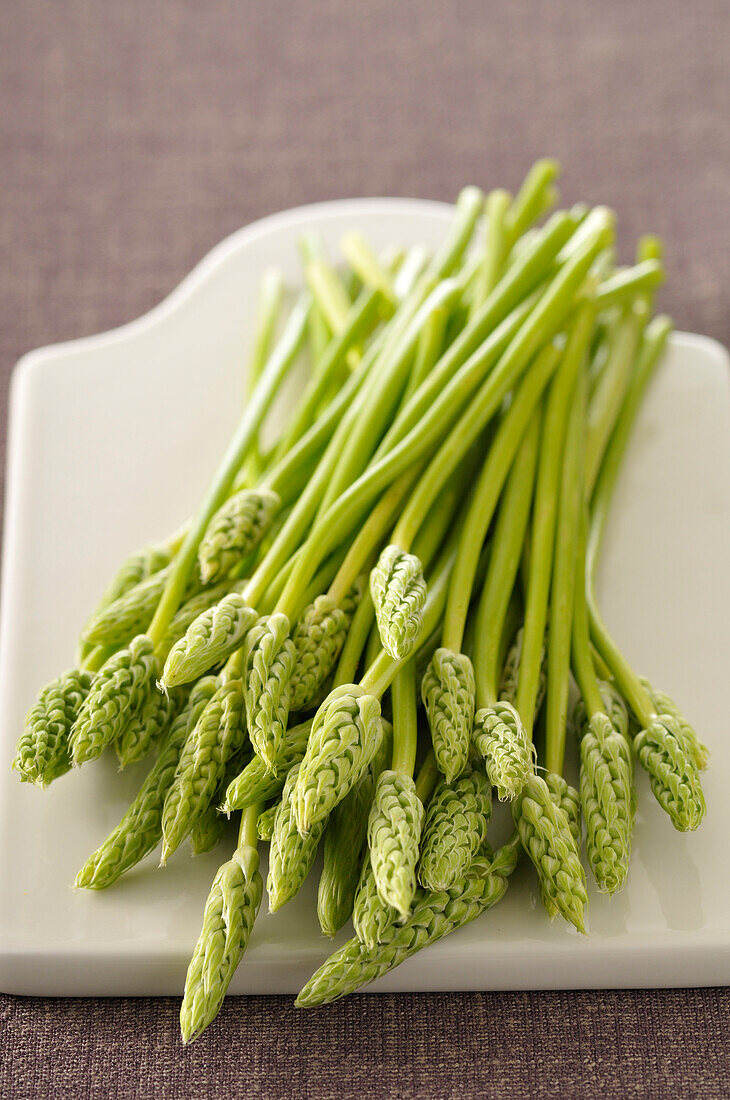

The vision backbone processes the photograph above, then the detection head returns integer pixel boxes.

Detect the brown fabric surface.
[1,1,729,1097]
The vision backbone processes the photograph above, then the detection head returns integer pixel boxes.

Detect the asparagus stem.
[571,507,605,717]
[414,750,440,803]
[334,590,375,688]
[426,186,484,279]
[298,233,332,367]
[340,233,398,307]
[305,259,353,335]
[251,271,461,614]
[246,340,387,605]
[247,269,285,401]
[146,295,309,647]
[272,288,383,461]
[390,223,610,553]
[238,802,261,849]
[472,407,541,708]
[401,305,449,402]
[545,367,586,774]
[377,210,577,457]
[441,348,556,653]
[504,159,561,247]
[471,189,511,314]
[585,303,646,494]
[516,300,595,737]
[594,260,664,311]
[391,660,418,776]
[586,317,673,723]
[313,277,462,521]
[327,469,421,605]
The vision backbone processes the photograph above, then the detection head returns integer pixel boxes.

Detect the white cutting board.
[0,199,729,996]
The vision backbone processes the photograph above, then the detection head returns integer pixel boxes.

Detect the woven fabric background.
[1,2,729,1097]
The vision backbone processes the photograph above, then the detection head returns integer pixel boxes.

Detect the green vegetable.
[160,594,257,690]
[367,769,423,919]
[512,774,587,932]
[70,636,158,765]
[352,854,399,950]
[292,685,383,835]
[13,669,93,787]
[472,701,533,802]
[420,648,475,783]
[240,613,296,773]
[297,837,520,1007]
[317,768,375,937]
[17,165,705,1035]
[289,583,362,711]
[370,545,427,661]
[267,762,326,912]
[221,719,312,813]
[418,767,492,891]
[76,677,217,888]
[115,685,184,769]
[198,488,281,584]
[161,677,245,863]
[180,807,263,1044]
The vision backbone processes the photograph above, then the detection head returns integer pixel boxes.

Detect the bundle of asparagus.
[13,160,707,1040]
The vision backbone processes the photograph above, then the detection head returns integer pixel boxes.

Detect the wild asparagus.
[71,636,158,765]
[160,677,245,863]
[418,767,492,891]
[267,762,326,912]
[14,670,93,787]
[160,594,257,690]
[297,837,521,1007]
[75,677,217,888]
[180,808,263,1044]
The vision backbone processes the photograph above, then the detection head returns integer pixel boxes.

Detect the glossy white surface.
[1,200,729,996]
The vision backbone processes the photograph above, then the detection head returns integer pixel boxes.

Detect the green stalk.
[377,210,577,456]
[594,260,664,311]
[571,508,605,718]
[504,158,560,247]
[81,645,117,673]
[253,221,473,614]
[305,259,353,335]
[441,349,556,653]
[340,233,398,307]
[238,800,261,848]
[586,317,673,722]
[327,469,421,606]
[584,302,646,495]
[472,406,541,708]
[516,300,595,737]
[360,541,458,699]
[272,288,384,460]
[426,186,484,279]
[313,277,462,521]
[471,189,511,314]
[287,219,608,615]
[401,306,449,403]
[390,659,418,776]
[146,294,309,647]
[393,224,609,556]
[298,234,331,367]
[246,269,285,399]
[414,750,440,804]
[334,589,375,688]
[245,345,388,606]
[545,366,586,774]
